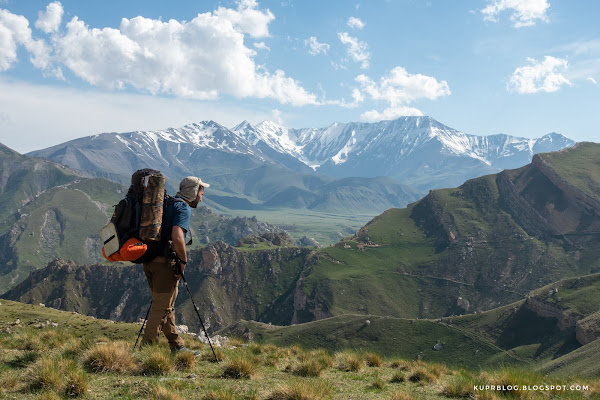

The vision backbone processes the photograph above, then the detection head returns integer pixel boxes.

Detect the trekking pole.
[180,271,219,363]
[133,300,152,351]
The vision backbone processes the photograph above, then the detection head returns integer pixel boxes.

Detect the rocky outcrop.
[576,312,600,345]
[410,191,457,250]
[291,251,332,324]
[524,297,578,331]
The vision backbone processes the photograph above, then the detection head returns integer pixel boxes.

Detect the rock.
[433,343,443,351]
[51,322,58,327]
[177,325,189,334]
[39,303,45,307]
[365,320,371,326]
[12,319,20,326]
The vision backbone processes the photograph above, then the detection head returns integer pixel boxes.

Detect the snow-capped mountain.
[233,116,575,189]
[29,116,575,200]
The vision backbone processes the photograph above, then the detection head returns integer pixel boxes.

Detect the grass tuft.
[335,351,363,372]
[266,380,332,400]
[139,347,173,376]
[174,350,196,371]
[364,352,383,367]
[222,355,258,379]
[202,347,225,363]
[29,355,63,392]
[369,374,387,391]
[292,359,326,377]
[390,371,406,383]
[83,341,133,373]
[151,384,184,400]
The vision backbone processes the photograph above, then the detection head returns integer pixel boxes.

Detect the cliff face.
[2,241,312,333]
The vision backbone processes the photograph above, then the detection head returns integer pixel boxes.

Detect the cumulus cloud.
[481,0,550,27]
[1,1,317,106]
[35,1,63,33]
[508,56,571,94]
[338,32,369,69]
[347,17,365,29]
[213,0,274,38]
[354,66,451,121]
[305,36,329,55]
[0,9,51,71]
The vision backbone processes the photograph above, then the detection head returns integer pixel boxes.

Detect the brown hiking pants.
[142,256,184,348]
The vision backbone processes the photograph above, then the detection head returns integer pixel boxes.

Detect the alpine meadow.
[1,0,600,399]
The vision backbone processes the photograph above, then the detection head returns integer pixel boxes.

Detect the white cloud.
[347,17,365,30]
[35,1,63,33]
[253,41,270,51]
[338,32,369,69]
[213,0,274,38]
[481,0,550,27]
[0,78,275,153]
[354,66,451,121]
[305,36,329,55]
[587,77,597,85]
[1,2,316,106]
[0,9,52,71]
[508,56,571,94]
[271,108,284,125]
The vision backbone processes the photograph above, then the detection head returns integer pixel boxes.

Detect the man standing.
[142,176,209,353]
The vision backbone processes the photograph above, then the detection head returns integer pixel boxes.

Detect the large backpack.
[101,169,177,263]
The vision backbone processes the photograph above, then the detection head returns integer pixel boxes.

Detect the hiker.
[142,176,209,353]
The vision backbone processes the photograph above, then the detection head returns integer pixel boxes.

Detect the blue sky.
[0,0,598,153]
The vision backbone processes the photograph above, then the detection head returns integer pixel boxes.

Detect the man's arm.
[172,225,187,277]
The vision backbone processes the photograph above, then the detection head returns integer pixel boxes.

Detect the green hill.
[293,143,600,323]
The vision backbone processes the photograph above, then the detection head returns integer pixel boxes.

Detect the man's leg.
[143,257,183,347]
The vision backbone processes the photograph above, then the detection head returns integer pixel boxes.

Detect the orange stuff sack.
[102,238,147,262]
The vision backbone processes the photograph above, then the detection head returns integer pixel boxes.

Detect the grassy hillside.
[2,300,599,400]
[0,143,80,234]
[292,144,600,322]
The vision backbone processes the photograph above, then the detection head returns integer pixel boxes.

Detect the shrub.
[84,341,133,373]
[174,351,196,371]
[266,380,331,400]
[222,355,258,379]
[364,352,383,367]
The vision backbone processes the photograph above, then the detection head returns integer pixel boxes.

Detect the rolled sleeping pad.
[102,237,147,262]
[139,173,166,242]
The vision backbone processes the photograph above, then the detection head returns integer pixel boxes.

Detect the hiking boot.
[171,345,201,356]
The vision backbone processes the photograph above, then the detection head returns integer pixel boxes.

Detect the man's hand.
[174,259,186,279]
[172,225,187,278]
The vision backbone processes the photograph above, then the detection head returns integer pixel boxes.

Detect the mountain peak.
[232,120,254,131]
[256,120,286,134]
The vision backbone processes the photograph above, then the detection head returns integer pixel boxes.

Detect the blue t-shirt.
[162,196,191,242]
